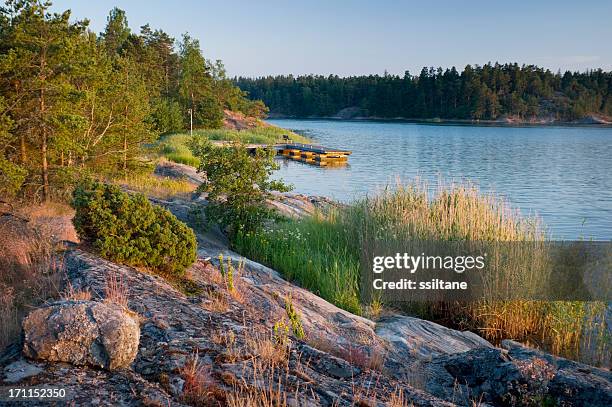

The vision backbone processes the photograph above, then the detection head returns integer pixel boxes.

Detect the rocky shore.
[2,245,611,406]
[1,161,611,406]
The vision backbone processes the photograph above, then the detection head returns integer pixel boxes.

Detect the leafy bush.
[190,138,291,238]
[72,181,197,276]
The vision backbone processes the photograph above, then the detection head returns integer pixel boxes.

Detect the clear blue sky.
[51,0,612,77]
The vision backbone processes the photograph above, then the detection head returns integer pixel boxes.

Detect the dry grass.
[306,334,386,372]
[18,202,78,243]
[61,283,92,301]
[0,214,62,350]
[216,330,241,363]
[113,173,196,199]
[245,329,290,367]
[387,388,414,407]
[180,350,225,406]
[225,386,286,407]
[202,291,230,313]
[104,272,129,309]
[225,356,290,407]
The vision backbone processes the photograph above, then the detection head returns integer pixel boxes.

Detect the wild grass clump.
[235,179,609,365]
[158,133,201,167]
[113,172,196,199]
[180,350,225,406]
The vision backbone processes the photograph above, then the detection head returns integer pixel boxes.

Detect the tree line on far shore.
[235,64,612,121]
[0,1,266,202]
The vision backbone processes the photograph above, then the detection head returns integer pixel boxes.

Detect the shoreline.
[267,114,612,128]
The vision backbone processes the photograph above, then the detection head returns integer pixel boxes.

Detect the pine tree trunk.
[123,67,129,176]
[41,131,49,202]
[39,45,49,203]
[40,87,49,203]
[20,134,26,163]
[123,133,127,173]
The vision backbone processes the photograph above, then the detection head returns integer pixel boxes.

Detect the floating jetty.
[276,143,351,167]
[239,139,351,166]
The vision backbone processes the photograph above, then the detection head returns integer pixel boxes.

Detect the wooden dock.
[234,141,350,167]
[276,143,351,167]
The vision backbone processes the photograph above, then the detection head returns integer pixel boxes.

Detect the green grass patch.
[157,126,312,167]
[193,126,311,144]
[158,134,200,167]
[234,213,361,315]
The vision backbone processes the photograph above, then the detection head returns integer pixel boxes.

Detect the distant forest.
[236,64,612,121]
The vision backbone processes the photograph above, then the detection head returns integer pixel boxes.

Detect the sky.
[50,0,612,78]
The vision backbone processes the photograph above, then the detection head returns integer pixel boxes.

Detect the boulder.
[22,300,139,370]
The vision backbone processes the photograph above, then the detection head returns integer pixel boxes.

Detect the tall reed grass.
[235,180,610,365]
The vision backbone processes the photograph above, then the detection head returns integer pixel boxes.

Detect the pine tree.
[178,34,222,128]
[0,0,88,201]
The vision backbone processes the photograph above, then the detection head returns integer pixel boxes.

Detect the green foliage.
[149,98,184,134]
[0,156,26,199]
[218,253,225,276]
[193,93,224,129]
[273,319,290,346]
[158,133,200,167]
[100,7,130,54]
[190,138,291,237]
[237,64,612,121]
[284,295,305,339]
[178,34,223,129]
[225,258,235,292]
[72,181,197,276]
[193,126,311,144]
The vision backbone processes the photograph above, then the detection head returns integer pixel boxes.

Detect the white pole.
[189,108,193,136]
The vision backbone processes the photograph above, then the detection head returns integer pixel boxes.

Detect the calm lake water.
[269,119,612,241]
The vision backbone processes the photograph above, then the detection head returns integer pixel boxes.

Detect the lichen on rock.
[22,300,140,370]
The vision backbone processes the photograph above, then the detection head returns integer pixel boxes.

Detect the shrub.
[284,295,305,339]
[190,138,291,238]
[72,181,197,276]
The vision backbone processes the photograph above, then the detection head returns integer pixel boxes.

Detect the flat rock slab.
[2,359,43,383]
[376,314,492,359]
